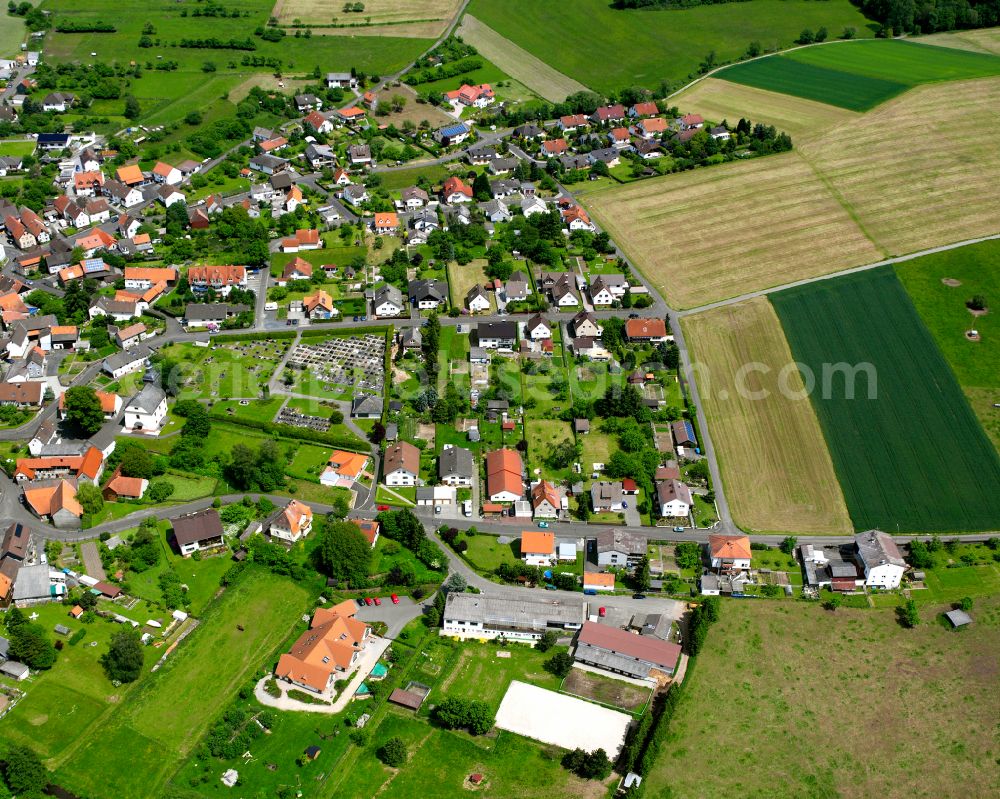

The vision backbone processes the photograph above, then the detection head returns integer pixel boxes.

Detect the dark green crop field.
[718,39,1000,110]
[772,269,1000,533]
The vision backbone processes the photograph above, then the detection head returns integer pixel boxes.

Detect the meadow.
[0,139,37,157]
[464,0,873,94]
[772,268,1000,533]
[683,298,852,534]
[455,15,589,102]
[582,151,882,309]
[54,570,312,799]
[671,77,860,141]
[157,337,291,400]
[894,239,1000,451]
[719,39,1000,110]
[274,0,462,39]
[650,597,1000,799]
[920,26,1000,56]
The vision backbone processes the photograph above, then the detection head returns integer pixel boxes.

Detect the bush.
[544,651,574,678]
[377,736,407,767]
[431,697,494,735]
[535,630,558,652]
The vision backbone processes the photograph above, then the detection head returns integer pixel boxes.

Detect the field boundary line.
[796,149,887,257]
[678,231,1000,318]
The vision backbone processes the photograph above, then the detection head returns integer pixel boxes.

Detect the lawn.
[585,75,1000,309]
[719,40,1000,110]
[461,533,520,572]
[436,640,563,711]
[55,570,312,799]
[446,259,491,310]
[286,441,335,482]
[378,163,454,192]
[212,397,283,423]
[0,139,36,157]
[893,239,1000,452]
[771,268,1000,532]
[579,429,614,475]
[371,536,444,586]
[465,0,873,94]
[649,597,1000,798]
[683,297,852,534]
[525,419,574,482]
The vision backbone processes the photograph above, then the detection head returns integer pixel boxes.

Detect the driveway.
[352,595,424,638]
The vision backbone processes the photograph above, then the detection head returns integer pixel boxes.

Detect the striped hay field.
[798,77,1000,258]
[683,297,853,534]
[673,77,861,141]
[583,151,882,310]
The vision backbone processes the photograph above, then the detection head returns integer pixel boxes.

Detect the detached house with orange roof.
[373,212,398,235]
[441,176,472,204]
[102,467,148,502]
[115,164,145,187]
[73,170,105,196]
[279,256,313,285]
[352,519,380,548]
[280,228,320,253]
[152,161,182,185]
[276,603,371,694]
[530,480,562,519]
[520,530,555,566]
[444,83,494,108]
[708,534,752,572]
[58,389,121,420]
[260,499,314,544]
[303,289,336,320]
[321,450,369,486]
[485,448,524,503]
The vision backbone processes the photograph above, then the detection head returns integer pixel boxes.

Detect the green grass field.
[772,268,1000,532]
[718,39,1000,110]
[465,0,873,93]
[0,139,36,157]
[54,570,311,799]
[651,597,1000,798]
[894,239,1000,451]
[40,0,430,126]
[158,338,290,400]
[461,533,520,571]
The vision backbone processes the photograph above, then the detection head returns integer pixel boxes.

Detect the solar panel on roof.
[83,258,104,272]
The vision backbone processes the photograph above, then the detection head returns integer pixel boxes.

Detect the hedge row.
[298,325,390,340]
[210,330,297,344]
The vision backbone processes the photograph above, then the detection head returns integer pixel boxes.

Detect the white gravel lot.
[494,680,632,757]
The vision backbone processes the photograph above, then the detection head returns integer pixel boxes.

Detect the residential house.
[591,481,624,513]
[710,125,731,141]
[504,270,531,302]
[591,104,626,125]
[263,500,314,544]
[574,621,681,680]
[477,320,517,350]
[465,284,490,313]
[596,528,646,568]
[558,114,589,133]
[442,176,473,204]
[183,303,250,328]
[340,184,369,207]
[372,283,405,318]
[656,479,692,518]
[542,138,569,157]
[445,83,494,108]
[115,164,145,187]
[485,448,524,503]
[152,162,182,185]
[400,186,429,210]
[23,480,82,528]
[303,289,336,320]
[58,389,121,420]
[338,107,367,125]
[124,266,176,291]
[671,419,697,449]
[408,279,448,310]
[295,93,322,112]
[530,481,561,519]
[854,530,906,589]
[629,102,659,118]
[373,212,399,235]
[42,92,74,112]
[249,154,287,175]
[524,314,551,341]
[382,441,421,487]
[438,445,474,487]
[103,179,143,208]
[352,520,380,548]
[281,229,321,253]
[275,604,371,694]
[73,170,104,196]
[583,572,615,592]
[679,113,704,130]
[123,384,167,433]
[187,264,246,295]
[512,123,544,139]
[587,148,621,168]
[304,142,335,168]
[320,450,369,486]
[480,199,512,223]
[561,204,595,233]
[435,123,470,147]
[520,530,555,566]
[102,468,148,502]
[572,311,602,338]
[326,72,358,89]
[171,509,225,557]
[348,144,372,166]
[101,345,150,379]
[14,446,104,485]
[625,318,668,343]
[708,534,752,572]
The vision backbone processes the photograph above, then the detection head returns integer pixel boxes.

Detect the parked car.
[377,504,390,511]
[632,593,646,600]
[598,606,607,617]
[364,597,374,606]
[673,526,684,532]
[538,521,549,528]
[434,505,441,514]
[390,594,399,604]
[622,501,628,509]
[374,597,382,606]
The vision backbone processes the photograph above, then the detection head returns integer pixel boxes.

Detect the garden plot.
[287,334,385,399]
[495,680,632,758]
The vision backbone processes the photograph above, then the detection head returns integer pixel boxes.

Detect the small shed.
[303,746,321,761]
[220,769,238,787]
[0,660,29,681]
[53,624,71,636]
[945,609,973,628]
[69,605,84,618]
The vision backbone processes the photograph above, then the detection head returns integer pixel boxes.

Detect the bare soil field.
[918,27,1000,55]
[583,152,882,309]
[673,77,860,141]
[650,597,1000,798]
[797,77,1000,258]
[585,77,1000,310]
[456,15,590,102]
[273,0,461,38]
[682,298,853,534]
[562,668,652,713]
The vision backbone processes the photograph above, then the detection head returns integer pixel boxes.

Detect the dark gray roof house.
[438,445,474,483]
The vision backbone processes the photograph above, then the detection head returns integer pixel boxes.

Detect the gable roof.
[383,441,419,476]
[171,509,223,547]
[485,448,523,498]
[520,530,555,556]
